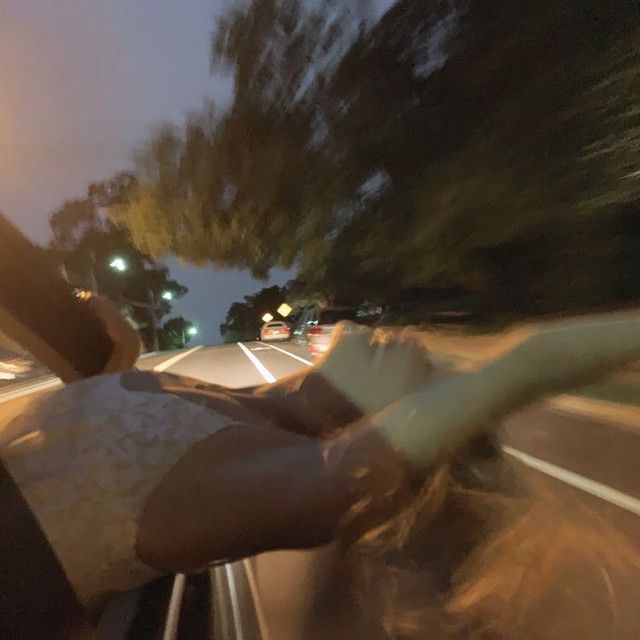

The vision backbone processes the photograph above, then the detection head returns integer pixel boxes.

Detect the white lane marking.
[0,348,201,404]
[225,564,246,640]
[243,559,272,640]
[0,377,62,404]
[153,346,203,373]
[262,342,313,366]
[162,573,186,640]
[137,351,159,360]
[503,446,640,517]
[237,342,277,383]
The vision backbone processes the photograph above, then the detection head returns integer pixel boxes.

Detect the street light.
[109,257,127,273]
[179,324,199,348]
[277,303,293,318]
[262,313,274,323]
[108,256,169,351]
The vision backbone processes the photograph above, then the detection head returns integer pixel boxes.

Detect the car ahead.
[260,321,291,342]
[300,307,358,357]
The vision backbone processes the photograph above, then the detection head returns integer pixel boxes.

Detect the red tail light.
[307,327,322,335]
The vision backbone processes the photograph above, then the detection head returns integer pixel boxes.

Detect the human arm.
[137,311,640,572]
[233,322,437,437]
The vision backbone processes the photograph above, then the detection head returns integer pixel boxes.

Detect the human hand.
[314,321,436,415]
[76,291,142,372]
[242,321,436,438]
[371,311,640,468]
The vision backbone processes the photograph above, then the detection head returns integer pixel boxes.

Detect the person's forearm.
[122,368,361,439]
[377,312,640,468]
[236,369,363,437]
[137,420,412,573]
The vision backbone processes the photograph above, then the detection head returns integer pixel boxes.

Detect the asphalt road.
[1,340,640,637]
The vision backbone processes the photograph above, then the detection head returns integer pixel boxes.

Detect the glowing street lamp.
[109,257,127,272]
[108,256,168,351]
[277,303,292,318]
[262,313,274,323]
[179,324,199,348]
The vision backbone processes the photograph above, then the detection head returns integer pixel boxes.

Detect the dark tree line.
[219,285,291,343]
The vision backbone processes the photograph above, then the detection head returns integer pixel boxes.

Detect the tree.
[47,196,189,351]
[220,285,288,343]
[110,0,640,318]
[109,1,371,278]
[301,0,640,304]
[87,172,137,208]
[160,316,197,350]
[111,263,188,352]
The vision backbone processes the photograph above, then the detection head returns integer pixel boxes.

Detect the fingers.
[316,321,436,415]
[330,322,434,377]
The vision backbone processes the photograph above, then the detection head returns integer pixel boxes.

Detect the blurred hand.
[315,321,436,415]
[76,291,142,372]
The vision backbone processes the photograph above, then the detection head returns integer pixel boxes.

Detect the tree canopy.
[47,194,190,351]
[160,316,197,350]
[108,0,640,319]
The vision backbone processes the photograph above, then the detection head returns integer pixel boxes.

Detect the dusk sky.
[0,0,394,344]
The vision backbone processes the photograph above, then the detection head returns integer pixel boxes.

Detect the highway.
[1,340,640,637]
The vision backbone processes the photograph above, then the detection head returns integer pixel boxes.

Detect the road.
[2,340,640,637]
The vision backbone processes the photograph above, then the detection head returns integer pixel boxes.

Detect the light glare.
[109,257,127,272]
[277,303,292,317]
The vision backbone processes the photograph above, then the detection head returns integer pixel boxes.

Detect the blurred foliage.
[109,0,640,320]
[47,189,189,351]
[87,172,138,208]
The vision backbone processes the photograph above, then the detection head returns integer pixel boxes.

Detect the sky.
[0,0,295,344]
[0,0,396,344]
